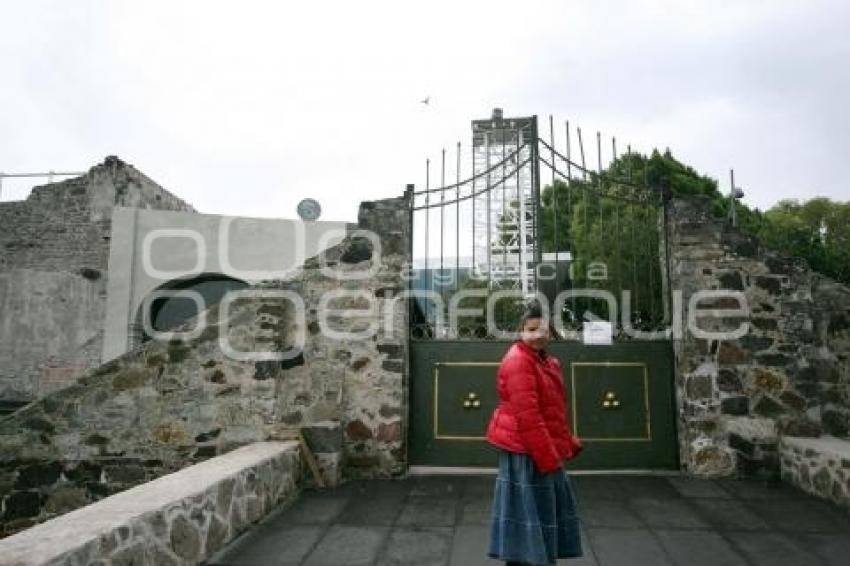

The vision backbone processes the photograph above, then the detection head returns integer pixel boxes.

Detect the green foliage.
[538,176,664,328]
[756,198,850,284]
[539,146,850,319]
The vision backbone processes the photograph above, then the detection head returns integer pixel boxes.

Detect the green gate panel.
[434,363,500,439]
[572,363,650,441]
[409,340,678,471]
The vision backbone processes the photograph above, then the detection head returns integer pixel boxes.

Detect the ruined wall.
[0,192,411,536]
[668,195,850,480]
[0,157,195,402]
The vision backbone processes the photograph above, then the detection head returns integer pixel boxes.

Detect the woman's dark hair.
[518,301,543,328]
[516,300,562,340]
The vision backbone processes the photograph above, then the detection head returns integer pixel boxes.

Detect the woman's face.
[520,317,550,351]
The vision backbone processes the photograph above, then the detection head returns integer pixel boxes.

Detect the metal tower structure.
[470,109,539,295]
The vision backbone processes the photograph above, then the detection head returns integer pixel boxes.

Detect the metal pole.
[501,129,507,269]
[486,132,492,289]
[518,120,531,298]
[565,121,572,181]
[630,202,639,325]
[425,159,430,323]
[614,201,622,313]
[531,116,542,292]
[472,138,476,275]
[596,132,603,229]
[612,137,617,163]
[456,141,461,293]
[550,115,558,259]
[730,169,737,227]
[518,135,527,297]
[596,131,602,176]
[440,149,446,316]
[577,127,587,181]
[647,205,657,328]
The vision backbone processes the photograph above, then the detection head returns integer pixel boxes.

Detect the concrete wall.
[0,157,195,402]
[667,195,850,479]
[102,207,349,362]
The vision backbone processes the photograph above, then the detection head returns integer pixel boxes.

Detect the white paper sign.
[583,321,613,345]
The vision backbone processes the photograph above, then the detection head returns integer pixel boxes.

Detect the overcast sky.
[1,0,848,221]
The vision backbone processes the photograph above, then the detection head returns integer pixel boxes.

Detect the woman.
[486,303,584,565]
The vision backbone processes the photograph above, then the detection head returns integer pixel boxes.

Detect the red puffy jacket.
[486,341,583,473]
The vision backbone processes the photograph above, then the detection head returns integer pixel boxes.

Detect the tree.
[757,198,850,284]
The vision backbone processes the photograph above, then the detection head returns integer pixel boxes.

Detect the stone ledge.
[780,435,850,512]
[0,441,300,565]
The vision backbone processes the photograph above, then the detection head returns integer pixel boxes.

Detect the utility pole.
[729,169,744,227]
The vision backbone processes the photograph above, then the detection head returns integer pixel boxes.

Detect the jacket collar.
[515,339,548,360]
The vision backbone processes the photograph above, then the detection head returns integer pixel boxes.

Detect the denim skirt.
[488,449,583,565]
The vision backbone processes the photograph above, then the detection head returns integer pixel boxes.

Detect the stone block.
[302,421,343,453]
[345,420,373,441]
[728,433,756,457]
[721,396,749,416]
[748,367,786,394]
[717,270,744,291]
[753,394,787,418]
[754,276,782,295]
[14,461,61,489]
[686,373,714,400]
[717,369,743,393]
[822,409,850,437]
[755,352,792,367]
[44,487,88,515]
[717,342,750,365]
[776,416,822,437]
[1,491,41,520]
[739,334,774,353]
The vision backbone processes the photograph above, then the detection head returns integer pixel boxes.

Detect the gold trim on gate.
[433,362,499,441]
[570,362,652,442]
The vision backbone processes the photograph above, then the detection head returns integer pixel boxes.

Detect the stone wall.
[0,441,300,565]
[668,195,850,480]
[780,436,850,512]
[0,191,411,535]
[0,157,195,402]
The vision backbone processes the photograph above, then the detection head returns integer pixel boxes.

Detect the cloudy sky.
[1,0,848,221]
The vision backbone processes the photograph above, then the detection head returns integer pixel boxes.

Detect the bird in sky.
[421,96,430,105]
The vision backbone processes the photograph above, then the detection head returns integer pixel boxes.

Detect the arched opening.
[136,273,250,345]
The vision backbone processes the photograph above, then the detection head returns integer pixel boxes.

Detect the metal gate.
[408,110,679,470]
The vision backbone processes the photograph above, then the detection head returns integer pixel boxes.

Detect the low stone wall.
[780,436,850,513]
[0,441,300,566]
[0,455,190,538]
[779,436,850,512]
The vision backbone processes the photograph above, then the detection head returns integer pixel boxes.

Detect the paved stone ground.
[207,474,850,566]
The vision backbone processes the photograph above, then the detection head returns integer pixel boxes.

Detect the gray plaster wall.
[101,207,349,363]
[0,157,195,403]
[667,195,850,480]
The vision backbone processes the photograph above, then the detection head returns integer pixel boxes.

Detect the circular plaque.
[296,198,322,221]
